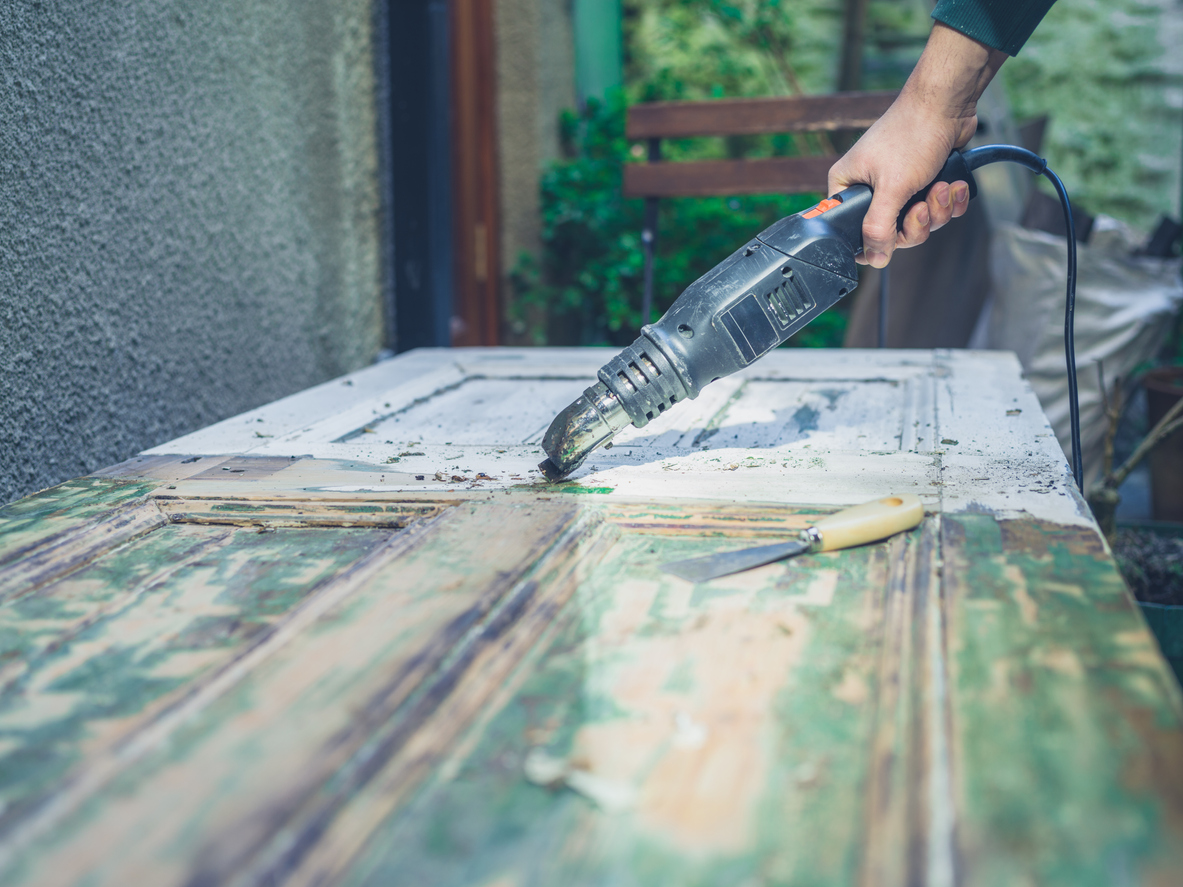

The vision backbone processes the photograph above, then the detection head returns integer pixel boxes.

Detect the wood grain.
[625,92,899,140]
[0,496,589,886]
[156,494,442,529]
[450,0,500,346]
[2,348,1181,885]
[334,515,905,884]
[623,156,834,198]
[0,500,167,602]
[942,515,1183,885]
[0,478,157,566]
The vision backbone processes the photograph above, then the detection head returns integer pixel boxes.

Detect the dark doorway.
[384,0,500,352]
[387,0,454,351]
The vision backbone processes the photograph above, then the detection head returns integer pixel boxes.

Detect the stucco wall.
[0,1,384,505]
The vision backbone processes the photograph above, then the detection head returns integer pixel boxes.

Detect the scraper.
[660,494,923,583]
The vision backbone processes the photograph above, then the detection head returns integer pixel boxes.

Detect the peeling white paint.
[145,347,1094,527]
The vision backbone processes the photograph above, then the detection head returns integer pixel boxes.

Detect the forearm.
[900,22,1009,146]
[826,23,1010,266]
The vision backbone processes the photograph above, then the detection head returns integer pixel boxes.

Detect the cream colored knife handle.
[809,494,923,552]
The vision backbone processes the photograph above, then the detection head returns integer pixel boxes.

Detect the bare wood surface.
[623,156,833,198]
[0,498,166,602]
[941,515,1183,884]
[155,495,441,528]
[0,495,593,885]
[625,91,898,140]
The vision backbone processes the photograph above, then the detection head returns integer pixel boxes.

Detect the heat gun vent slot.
[765,275,815,328]
[597,335,691,429]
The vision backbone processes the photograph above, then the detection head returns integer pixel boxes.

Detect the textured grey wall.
[0,1,384,504]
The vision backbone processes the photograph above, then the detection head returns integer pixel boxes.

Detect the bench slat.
[625,91,898,140]
[623,156,833,198]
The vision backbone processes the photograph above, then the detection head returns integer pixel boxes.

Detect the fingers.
[857,179,972,267]
[951,181,970,217]
[860,192,907,268]
[899,201,931,248]
[923,181,971,233]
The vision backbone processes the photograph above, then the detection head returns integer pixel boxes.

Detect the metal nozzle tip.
[538,381,630,484]
[538,457,567,483]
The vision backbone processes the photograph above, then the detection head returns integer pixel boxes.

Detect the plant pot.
[1140,602,1183,687]
[1144,367,1183,522]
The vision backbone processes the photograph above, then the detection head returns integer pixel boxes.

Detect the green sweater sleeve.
[931,0,1057,56]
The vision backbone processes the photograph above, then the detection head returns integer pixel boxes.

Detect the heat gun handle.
[894,150,979,231]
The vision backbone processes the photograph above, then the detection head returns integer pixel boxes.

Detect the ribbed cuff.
[931,0,1057,56]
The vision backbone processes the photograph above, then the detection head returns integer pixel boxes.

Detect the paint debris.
[672,712,708,749]
[523,749,637,813]
[1007,408,1022,416]
[941,439,959,446]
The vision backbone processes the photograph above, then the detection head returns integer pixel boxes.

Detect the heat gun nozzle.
[537,457,566,483]
[538,382,630,483]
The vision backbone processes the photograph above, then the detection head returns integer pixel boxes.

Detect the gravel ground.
[1112,528,1183,606]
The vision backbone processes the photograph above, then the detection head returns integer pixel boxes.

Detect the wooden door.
[1,348,1181,885]
[450,0,500,346]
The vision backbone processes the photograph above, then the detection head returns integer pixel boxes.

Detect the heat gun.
[537,144,1084,489]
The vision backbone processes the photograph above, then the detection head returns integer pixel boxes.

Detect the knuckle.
[863,220,894,243]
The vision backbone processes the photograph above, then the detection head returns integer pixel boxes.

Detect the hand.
[827,24,1008,268]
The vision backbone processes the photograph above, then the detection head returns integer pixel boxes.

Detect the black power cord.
[960,145,1083,492]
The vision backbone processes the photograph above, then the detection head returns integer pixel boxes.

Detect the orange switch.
[802,197,843,219]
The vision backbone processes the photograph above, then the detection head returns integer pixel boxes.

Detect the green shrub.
[510,94,837,347]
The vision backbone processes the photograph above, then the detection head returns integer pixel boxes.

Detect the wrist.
[901,22,1008,128]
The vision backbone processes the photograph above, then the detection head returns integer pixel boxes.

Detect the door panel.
[1,348,1180,885]
[0,523,393,818]
[361,377,589,446]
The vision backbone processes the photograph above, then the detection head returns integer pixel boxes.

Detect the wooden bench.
[623,91,898,322]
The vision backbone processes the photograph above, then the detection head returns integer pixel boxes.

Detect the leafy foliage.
[625,0,841,102]
[510,95,824,347]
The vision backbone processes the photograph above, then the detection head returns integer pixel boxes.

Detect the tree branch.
[1105,393,1183,490]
